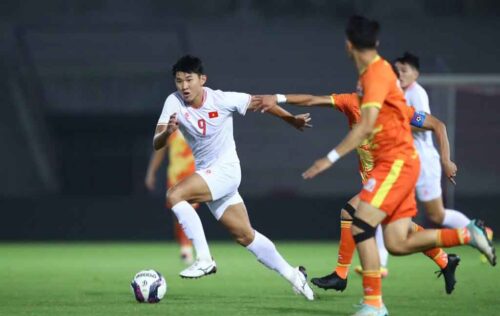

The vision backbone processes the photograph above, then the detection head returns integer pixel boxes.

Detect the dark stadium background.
[1,0,499,240]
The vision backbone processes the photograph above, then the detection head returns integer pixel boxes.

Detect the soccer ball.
[130,269,167,303]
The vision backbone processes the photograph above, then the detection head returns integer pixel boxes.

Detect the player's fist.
[167,113,179,134]
[302,157,332,179]
[442,159,457,185]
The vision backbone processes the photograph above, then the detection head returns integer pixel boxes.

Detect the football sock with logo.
[335,220,356,279]
[411,223,449,268]
[437,228,471,247]
[362,270,383,308]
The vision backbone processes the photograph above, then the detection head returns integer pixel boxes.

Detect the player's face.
[395,62,418,89]
[175,72,207,104]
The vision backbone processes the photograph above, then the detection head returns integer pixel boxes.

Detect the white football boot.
[179,258,217,279]
[289,266,314,301]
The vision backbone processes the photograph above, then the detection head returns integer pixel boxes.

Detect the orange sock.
[437,228,470,247]
[335,220,356,279]
[362,270,383,308]
[411,223,449,269]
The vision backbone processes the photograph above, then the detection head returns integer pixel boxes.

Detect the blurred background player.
[145,129,197,264]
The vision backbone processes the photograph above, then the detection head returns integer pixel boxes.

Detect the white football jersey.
[157,87,251,170]
[404,82,439,158]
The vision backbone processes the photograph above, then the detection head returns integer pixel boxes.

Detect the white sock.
[246,230,295,281]
[171,201,211,261]
[375,225,389,268]
[442,209,471,228]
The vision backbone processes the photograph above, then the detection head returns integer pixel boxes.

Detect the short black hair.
[172,55,204,77]
[395,52,420,71]
[345,15,380,50]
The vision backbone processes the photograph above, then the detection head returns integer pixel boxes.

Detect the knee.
[385,241,406,256]
[166,187,184,209]
[233,229,255,247]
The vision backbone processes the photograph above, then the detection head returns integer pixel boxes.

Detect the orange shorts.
[359,156,420,224]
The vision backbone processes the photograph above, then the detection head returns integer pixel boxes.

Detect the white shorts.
[416,152,442,202]
[196,162,243,220]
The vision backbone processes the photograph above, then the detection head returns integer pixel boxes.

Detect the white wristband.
[327,149,340,163]
[276,94,287,104]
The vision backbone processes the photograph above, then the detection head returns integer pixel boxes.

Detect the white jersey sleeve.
[157,94,180,125]
[220,91,251,115]
[406,83,430,114]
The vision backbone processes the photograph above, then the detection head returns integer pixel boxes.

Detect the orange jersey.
[357,56,416,163]
[331,92,417,183]
[166,130,196,187]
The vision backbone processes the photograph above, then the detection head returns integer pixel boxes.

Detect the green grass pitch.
[1,242,499,316]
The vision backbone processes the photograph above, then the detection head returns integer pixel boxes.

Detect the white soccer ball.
[130,269,167,303]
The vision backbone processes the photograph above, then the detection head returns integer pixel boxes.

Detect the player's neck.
[354,50,379,74]
[188,89,205,108]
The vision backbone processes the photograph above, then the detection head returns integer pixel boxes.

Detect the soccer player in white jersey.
[153,55,314,300]
[364,52,493,273]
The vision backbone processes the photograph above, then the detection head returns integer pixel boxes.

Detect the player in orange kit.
[256,91,460,295]
[145,130,197,264]
[255,15,495,316]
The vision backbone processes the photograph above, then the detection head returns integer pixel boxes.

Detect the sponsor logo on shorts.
[205,169,212,174]
[363,178,376,192]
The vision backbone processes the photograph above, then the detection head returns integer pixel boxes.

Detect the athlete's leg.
[166,173,213,263]
[416,169,470,227]
[311,196,359,291]
[375,225,389,274]
[219,202,314,300]
[352,201,386,309]
[422,196,471,228]
[336,196,359,277]
[408,222,460,294]
[383,216,495,265]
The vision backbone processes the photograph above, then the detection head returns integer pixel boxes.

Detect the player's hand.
[145,173,156,191]
[442,159,457,185]
[166,113,179,134]
[290,113,312,131]
[253,95,278,113]
[302,157,332,179]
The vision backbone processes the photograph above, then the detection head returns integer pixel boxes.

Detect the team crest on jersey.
[208,111,219,119]
[356,81,363,97]
[363,178,376,192]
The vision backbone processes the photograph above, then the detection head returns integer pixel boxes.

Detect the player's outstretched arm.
[302,106,379,179]
[145,147,167,191]
[254,94,332,112]
[415,112,457,184]
[248,97,312,131]
[153,113,178,150]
